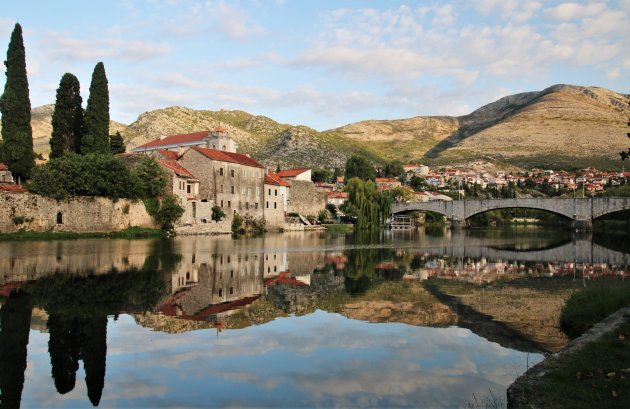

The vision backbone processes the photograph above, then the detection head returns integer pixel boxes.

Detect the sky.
[1,0,629,130]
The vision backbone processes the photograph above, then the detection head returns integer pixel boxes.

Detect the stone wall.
[287,180,327,217]
[0,192,156,234]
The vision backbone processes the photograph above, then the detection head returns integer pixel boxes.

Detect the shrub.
[144,195,184,232]
[231,213,244,234]
[211,205,226,222]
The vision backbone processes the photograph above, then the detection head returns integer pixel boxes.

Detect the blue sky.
[1,1,628,130]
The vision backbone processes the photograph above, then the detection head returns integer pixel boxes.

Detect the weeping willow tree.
[344,178,394,230]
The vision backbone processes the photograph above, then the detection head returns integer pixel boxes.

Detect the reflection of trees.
[48,315,80,394]
[0,290,32,409]
[342,232,397,295]
[11,239,179,407]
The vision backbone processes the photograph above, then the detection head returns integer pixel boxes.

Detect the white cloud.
[545,2,607,20]
[41,31,170,62]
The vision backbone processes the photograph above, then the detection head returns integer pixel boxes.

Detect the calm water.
[1,227,629,408]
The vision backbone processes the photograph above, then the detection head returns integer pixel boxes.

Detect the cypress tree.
[109,131,125,154]
[0,23,35,182]
[82,62,110,154]
[50,73,85,158]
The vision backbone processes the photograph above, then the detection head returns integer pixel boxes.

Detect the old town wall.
[0,191,157,233]
[287,180,327,217]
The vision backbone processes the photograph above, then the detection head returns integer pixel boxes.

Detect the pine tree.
[0,23,35,182]
[50,73,85,158]
[109,131,125,154]
[82,62,110,154]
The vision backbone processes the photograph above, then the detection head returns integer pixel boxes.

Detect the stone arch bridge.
[391,197,630,230]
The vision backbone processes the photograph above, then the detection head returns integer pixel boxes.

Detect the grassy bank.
[323,223,354,233]
[560,279,630,338]
[511,278,630,408]
[0,226,167,241]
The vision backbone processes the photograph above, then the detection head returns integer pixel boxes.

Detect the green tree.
[311,168,332,183]
[50,73,85,158]
[82,62,110,154]
[410,175,428,191]
[345,155,375,181]
[109,131,125,154]
[344,178,390,229]
[131,157,167,199]
[0,23,35,182]
[380,160,404,178]
[211,205,225,222]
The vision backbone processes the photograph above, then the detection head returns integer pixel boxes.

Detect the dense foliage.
[211,205,226,222]
[342,178,393,229]
[344,155,376,181]
[144,195,185,231]
[28,153,166,200]
[50,73,86,158]
[82,62,110,154]
[109,131,125,154]
[0,23,35,182]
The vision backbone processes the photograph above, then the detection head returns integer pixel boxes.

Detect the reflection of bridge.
[417,239,630,266]
[391,197,630,229]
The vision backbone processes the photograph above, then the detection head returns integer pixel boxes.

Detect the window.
[221,200,224,207]
[219,168,224,176]
[274,189,278,196]
[255,202,258,209]
[220,184,224,193]
[256,187,260,197]
[230,287,234,295]
[242,187,246,195]
[228,200,231,208]
[218,288,223,297]
[243,170,247,177]
[56,212,63,224]
[231,186,235,194]
[246,202,249,210]
[187,184,191,194]
[274,202,277,209]
[268,188,271,195]
[266,201,269,209]
[247,188,252,197]
[231,169,235,177]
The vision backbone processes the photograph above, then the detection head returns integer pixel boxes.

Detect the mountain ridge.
[14,83,630,170]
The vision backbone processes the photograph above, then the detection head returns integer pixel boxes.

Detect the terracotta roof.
[156,149,179,160]
[213,125,227,133]
[264,171,291,187]
[277,168,310,178]
[327,191,348,198]
[135,131,211,150]
[0,163,9,171]
[156,159,197,179]
[0,184,27,193]
[375,178,399,183]
[192,146,264,168]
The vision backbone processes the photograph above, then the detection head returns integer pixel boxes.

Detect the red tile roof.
[264,171,291,187]
[192,146,264,168]
[327,191,348,198]
[277,168,310,178]
[156,159,197,179]
[156,149,179,160]
[0,184,27,193]
[135,131,211,150]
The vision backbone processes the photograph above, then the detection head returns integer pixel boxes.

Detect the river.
[1,226,628,408]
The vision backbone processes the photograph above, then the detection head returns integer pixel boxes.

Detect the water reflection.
[0,228,628,408]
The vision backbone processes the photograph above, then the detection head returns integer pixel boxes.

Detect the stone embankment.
[0,191,156,233]
[507,306,630,408]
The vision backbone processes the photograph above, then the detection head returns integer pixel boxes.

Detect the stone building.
[132,127,237,155]
[277,168,311,182]
[0,163,14,184]
[263,172,290,229]
[177,146,265,222]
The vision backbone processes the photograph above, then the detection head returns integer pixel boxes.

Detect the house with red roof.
[264,171,290,228]
[156,159,200,203]
[178,145,266,223]
[276,168,311,181]
[131,127,237,155]
[0,163,14,184]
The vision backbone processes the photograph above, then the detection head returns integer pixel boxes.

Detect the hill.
[10,84,629,170]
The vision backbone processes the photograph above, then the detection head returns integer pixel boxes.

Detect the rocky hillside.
[3,103,128,155]
[13,84,629,170]
[424,85,630,169]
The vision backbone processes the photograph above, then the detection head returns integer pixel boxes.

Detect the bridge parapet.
[391,197,630,230]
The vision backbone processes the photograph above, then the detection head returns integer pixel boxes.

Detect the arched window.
[56,212,63,224]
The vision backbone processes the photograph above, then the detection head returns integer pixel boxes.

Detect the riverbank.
[507,277,630,408]
[0,226,167,241]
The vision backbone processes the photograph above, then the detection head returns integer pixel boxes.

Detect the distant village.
[1,126,629,232]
